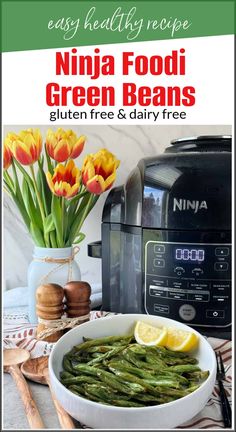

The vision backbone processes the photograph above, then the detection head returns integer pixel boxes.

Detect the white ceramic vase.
[27,246,81,323]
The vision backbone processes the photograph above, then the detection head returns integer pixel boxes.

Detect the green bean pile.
[60,334,209,408]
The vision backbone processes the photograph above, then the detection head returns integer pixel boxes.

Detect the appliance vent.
[167,135,232,153]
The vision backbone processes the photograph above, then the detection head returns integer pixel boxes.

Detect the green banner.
[1,0,235,52]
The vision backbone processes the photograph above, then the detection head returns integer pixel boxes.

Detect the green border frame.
[0,0,235,52]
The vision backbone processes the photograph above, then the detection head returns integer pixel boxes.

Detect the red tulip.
[3,143,12,169]
[46,159,81,199]
[11,129,42,165]
[46,128,86,162]
[82,149,120,195]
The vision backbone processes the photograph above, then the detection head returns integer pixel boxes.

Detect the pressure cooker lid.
[166,135,232,153]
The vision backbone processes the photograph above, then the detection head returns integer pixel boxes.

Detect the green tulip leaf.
[37,160,52,215]
[44,214,55,234]
[4,178,31,230]
[49,230,58,248]
[51,195,64,247]
[3,170,15,191]
[45,145,54,174]
[72,232,86,245]
[22,178,43,230]
[67,194,99,245]
[13,159,36,197]
[30,222,45,247]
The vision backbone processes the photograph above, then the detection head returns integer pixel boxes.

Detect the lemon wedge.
[134,321,168,346]
[165,327,199,352]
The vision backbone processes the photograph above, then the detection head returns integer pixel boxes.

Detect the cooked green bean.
[148,346,191,358]
[123,349,165,371]
[97,369,143,395]
[74,335,133,352]
[108,360,186,389]
[83,384,120,402]
[112,399,145,407]
[62,355,74,374]
[87,346,124,366]
[60,371,74,380]
[60,331,209,408]
[61,375,101,385]
[186,370,209,380]
[109,370,165,396]
[166,365,201,373]
[145,353,167,368]
[72,364,99,376]
[68,384,86,396]
[86,345,113,354]
[134,393,175,404]
[108,360,158,380]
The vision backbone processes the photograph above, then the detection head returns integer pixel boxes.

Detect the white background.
[2,35,234,125]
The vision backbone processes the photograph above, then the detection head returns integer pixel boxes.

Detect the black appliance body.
[89,136,232,338]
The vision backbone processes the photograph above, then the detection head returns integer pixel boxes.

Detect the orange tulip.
[4,132,18,169]
[3,143,12,169]
[46,159,81,199]
[11,129,42,165]
[46,128,86,162]
[82,149,120,195]
[4,132,18,149]
[70,134,86,159]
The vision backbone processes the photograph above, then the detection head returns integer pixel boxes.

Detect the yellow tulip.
[46,159,81,199]
[10,129,42,165]
[3,142,13,170]
[82,149,120,195]
[46,128,86,162]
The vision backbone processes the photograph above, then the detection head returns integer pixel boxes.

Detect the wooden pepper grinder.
[36,283,64,342]
[64,281,91,323]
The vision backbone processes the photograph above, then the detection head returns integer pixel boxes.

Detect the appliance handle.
[88,241,102,258]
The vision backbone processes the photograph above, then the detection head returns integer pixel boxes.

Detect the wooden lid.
[36,284,64,306]
[64,281,91,302]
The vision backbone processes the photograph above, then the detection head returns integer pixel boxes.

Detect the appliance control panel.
[144,241,231,327]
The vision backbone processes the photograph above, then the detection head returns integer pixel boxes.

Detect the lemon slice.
[166,327,199,352]
[134,321,168,346]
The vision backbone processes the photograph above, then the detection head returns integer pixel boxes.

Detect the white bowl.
[49,314,216,429]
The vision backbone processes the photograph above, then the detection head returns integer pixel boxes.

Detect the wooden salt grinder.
[64,281,91,323]
[36,283,64,342]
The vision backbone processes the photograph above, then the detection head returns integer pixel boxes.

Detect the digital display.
[175,248,205,262]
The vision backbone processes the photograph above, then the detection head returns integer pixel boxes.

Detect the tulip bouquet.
[3,128,120,248]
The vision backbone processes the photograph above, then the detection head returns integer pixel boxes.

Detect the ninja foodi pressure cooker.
[88,135,232,337]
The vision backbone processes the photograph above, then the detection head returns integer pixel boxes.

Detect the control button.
[168,279,187,289]
[212,282,230,292]
[152,278,166,287]
[174,266,185,276]
[154,304,169,314]
[179,304,196,321]
[212,294,229,302]
[215,247,229,257]
[188,293,210,302]
[189,281,209,290]
[168,291,188,300]
[149,287,167,298]
[192,268,204,276]
[154,244,165,254]
[206,310,225,318]
[214,262,228,271]
[154,258,165,268]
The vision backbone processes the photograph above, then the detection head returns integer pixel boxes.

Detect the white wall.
[3,124,231,291]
